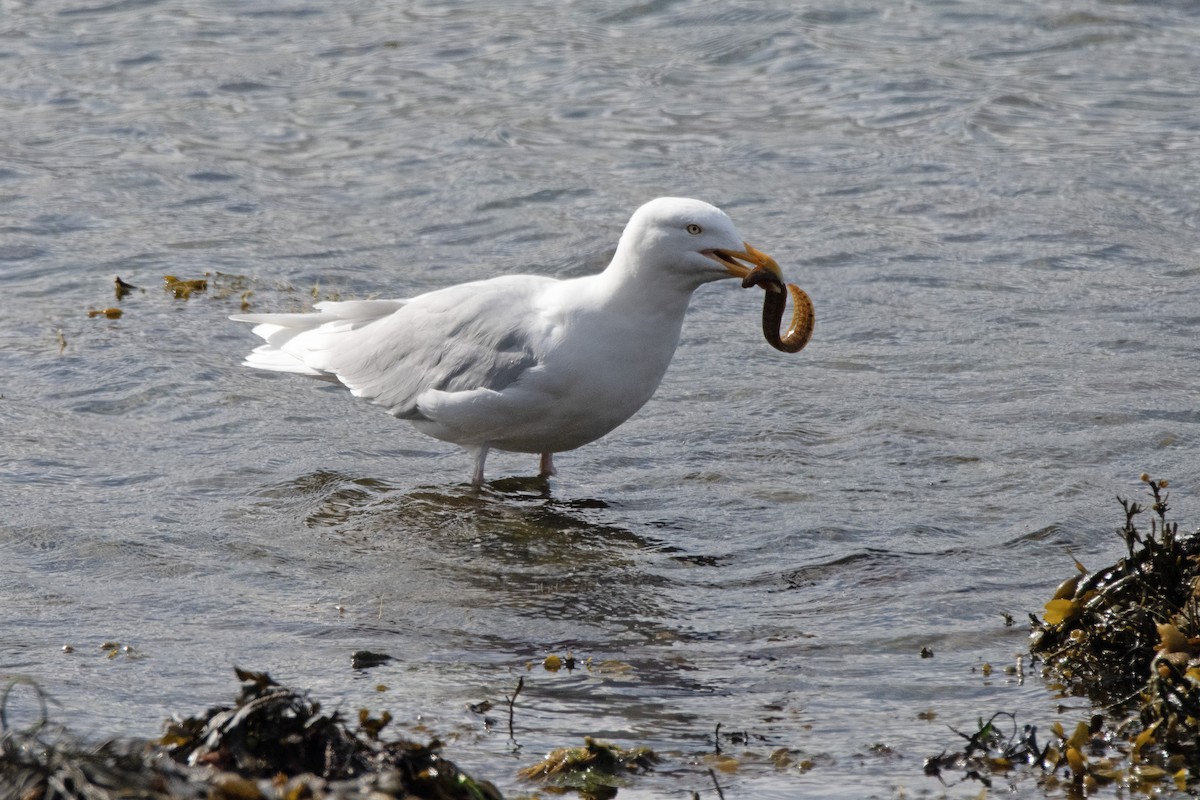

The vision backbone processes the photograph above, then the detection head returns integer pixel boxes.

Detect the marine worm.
[741,268,814,353]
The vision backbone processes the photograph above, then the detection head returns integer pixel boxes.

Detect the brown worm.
[741,269,814,353]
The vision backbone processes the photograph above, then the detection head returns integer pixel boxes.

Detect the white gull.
[231,197,782,487]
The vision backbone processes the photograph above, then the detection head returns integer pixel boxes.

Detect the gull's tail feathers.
[230,298,407,379]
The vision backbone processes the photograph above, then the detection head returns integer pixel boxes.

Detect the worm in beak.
[727,244,814,354]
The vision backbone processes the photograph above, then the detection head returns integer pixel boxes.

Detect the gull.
[231,197,785,487]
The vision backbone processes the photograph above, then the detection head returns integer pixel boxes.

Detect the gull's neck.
[588,248,703,321]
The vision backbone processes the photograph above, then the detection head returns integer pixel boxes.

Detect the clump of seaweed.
[923,711,1069,791]
[1,668,502,800]
[0,678,194,800]
[162,667,502,798]
[1031,475,1200,706]
[517,737,659,799]
[930,476,1200,794]
[924,709,1189,795]
[163,274,209,299]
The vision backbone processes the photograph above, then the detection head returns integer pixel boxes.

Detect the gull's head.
[616,197,780,288]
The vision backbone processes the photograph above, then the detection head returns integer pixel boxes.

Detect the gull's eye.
[686,223,702,235]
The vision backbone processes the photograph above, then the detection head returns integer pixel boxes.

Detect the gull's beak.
[706,242,784,281]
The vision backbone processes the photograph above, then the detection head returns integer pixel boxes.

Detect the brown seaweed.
[1,668,502,800]
[929,476,1200,794]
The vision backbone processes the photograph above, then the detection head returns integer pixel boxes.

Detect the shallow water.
[2,0,1200,796]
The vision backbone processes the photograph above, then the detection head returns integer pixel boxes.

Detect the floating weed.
[91,273,341,324]
[586,659,634,677]
[113,276,139,299]
[309,280,341,303]
[163,274,209,299]
[210,270,250,295]
[164,271,259,303]
[703,752,740,773]
[517,737,659,798]
[98,641,139,660]
[539,651,579,673]
[207,272,259,312]
[924,711,1052,790]
[523,653,609,676]
[768,746,816,773]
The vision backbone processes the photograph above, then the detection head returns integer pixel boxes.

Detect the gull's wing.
[232,276,555,420]
[232,299,406,379]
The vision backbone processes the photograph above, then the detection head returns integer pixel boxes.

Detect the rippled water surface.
[3,1,1200,797]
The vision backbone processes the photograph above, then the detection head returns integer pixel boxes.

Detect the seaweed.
[1030,475,1199,707]
[1,668,502,800]
[517,737,659,800]
[0,678,193,800]
[930,476,1200,794]
[163,275,209,300]
[114,277,139,299]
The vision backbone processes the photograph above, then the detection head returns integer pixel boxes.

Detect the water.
[2,0,1199,796]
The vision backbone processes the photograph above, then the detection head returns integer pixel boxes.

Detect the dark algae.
[2,668,502,800]
[929,475,1200,794]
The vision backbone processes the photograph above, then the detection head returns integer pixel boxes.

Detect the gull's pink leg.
[469,446,489,489]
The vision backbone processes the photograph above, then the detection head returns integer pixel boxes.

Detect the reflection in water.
[240,469,770,751]
[250,470,683,639]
